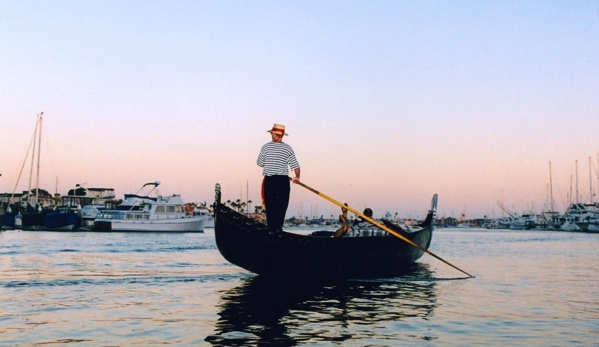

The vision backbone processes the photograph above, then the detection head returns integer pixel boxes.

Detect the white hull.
[497,221,511,229]
[509,224,531,230]
[560,221,582,232]
[98,216,205,232]
[573,221,599,233]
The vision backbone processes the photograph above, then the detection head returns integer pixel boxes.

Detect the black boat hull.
[214,185,435,278]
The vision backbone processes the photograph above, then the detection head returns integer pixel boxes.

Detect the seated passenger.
[347,208,386,237]
[353,208,374,231]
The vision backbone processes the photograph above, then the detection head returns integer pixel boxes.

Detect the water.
[1,228,598,346]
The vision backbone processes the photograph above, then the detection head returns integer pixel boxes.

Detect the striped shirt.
[257,141,300,176]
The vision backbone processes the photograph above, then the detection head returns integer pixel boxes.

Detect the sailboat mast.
[549,161,554,212]
[501,189,504,218]
[590,156,593,204]
[575,160,579,204]
[569,175,573,206]
[27,114,40,205]
[35,113,43,206]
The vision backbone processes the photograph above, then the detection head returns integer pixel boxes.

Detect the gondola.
[213,183,437,278]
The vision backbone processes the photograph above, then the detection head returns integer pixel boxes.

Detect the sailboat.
[540,161,563,230]
[1,113,53,230]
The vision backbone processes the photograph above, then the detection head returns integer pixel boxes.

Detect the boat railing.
[96,210,191,221]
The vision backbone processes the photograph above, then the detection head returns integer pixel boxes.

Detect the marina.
[1,182,210,233]
[5,187,599,233]
[2,111,598,234]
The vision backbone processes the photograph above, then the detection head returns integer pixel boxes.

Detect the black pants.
[263,175,290,231]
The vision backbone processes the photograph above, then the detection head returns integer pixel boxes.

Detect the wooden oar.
[291,178,474,278]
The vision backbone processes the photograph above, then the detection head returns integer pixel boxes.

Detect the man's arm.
[292,168,300,183]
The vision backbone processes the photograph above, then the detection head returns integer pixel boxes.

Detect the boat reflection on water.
[206,263,437,346]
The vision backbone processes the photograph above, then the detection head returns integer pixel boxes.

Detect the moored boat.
[194,205,214,228]
[44,185,116,231]
[213,183,436,278]
[93,182,205,232]
[2,113,54,230]
[79,201,118,230]
[557,203,599,232]
[508,214,537,230]
[573,219,599,233]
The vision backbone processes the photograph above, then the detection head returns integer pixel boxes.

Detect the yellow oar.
[292,178,474,278]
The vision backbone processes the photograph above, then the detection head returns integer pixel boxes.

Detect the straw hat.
[267,124,288,136]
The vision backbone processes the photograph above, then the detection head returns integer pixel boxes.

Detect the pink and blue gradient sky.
[1,1,598,219]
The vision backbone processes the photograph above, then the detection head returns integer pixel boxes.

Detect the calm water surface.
[1,228,598,346]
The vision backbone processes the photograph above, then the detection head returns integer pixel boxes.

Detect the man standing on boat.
[257,124,301,233]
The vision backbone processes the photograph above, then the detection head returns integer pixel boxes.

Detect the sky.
[1,1,598,220]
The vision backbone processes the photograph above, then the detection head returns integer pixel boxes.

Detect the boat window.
[156,206,166,213]
[167,206,175,213]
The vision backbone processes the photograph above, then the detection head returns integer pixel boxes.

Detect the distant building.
[0,189,55,212]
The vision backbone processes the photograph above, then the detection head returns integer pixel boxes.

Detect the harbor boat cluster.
[1,182,210,232]
[440,159,599,233]
[0,115,210,233]
[4,183,599,233]
[4,181,599,233]
[436,202,599,233]
[2,115,598,234]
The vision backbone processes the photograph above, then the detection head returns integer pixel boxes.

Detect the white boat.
[568,203,599,233]
[559,203,599,232]
[560,220,581,232]
[496,201,537,230]
[496,217,512,229]
[80,203,113,230]
[93,182,205,232]
[194,205,214,228]
[508,214,537,230]
[573,219,599,233]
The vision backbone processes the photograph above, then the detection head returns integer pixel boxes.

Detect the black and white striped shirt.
[257,141,300,176]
